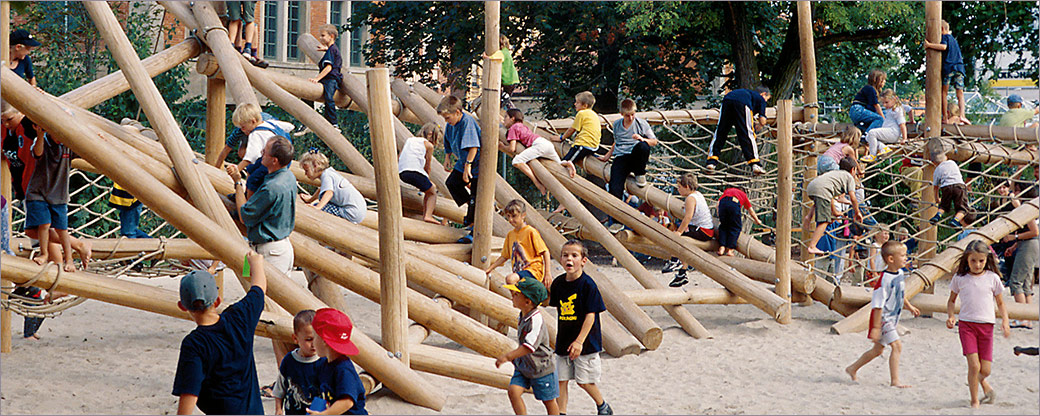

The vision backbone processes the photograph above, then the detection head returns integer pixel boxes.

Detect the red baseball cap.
[313,308,360,356]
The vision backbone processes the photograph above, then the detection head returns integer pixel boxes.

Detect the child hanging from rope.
[399,123,447,225]
[862,89,907,163]
[299,150,367,225]
[705,86,771,175]
[500,109,560,196]
[551,91,601,178]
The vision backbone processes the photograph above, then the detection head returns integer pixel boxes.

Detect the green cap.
[503,271,548,305]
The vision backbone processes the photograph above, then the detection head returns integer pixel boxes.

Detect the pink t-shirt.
[507,123,539,148]
[950,270,1004,324]
[823,143,848,162]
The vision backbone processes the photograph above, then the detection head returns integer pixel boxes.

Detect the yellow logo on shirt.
[559,294,577,321]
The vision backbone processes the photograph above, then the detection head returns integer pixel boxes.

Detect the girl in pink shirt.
[946,240,1010,409]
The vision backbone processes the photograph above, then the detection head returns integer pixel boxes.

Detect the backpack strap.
[252,121,292,142]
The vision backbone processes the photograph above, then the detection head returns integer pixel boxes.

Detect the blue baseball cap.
[1008,94,1024,104]
[180,270,219,311]
[10,29,40,47]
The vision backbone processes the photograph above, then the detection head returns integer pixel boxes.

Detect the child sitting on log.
[486,199,552,288]
[496,271,559,415]
[500,108,560,196]
[664,173,714,287]
[929,148,974,229]
[309,308,368,415]
[845,240,921,388]
[549,240,613,415]
[550,91,601,178]
[173,252,268,415]
[398,122,446,225]
[599,99,658,196]
[299,150,366,225]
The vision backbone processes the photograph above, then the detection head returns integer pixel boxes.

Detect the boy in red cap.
[309,308,368,415]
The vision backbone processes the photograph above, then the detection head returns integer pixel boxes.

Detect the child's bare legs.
[888,340,910,388]
[956,88,967,123]
[506,384,527,415]
[846,341,884,381]
[55,228,75,272]
[34,224,51,265]
[807,221,829,255]
[577,382,606,408]
[557,381,570,414]
[421,188,443,225]
[560,161,576,178]
[543,398,560,415]
[228,20,242,46]
[966,353,982,408]
[940,84,950,122]
[514,161,546,195]
[71,235,92,268]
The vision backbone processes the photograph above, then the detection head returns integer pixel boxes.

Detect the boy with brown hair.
[486,199,552,287]
[309,24,343,129]
[928,149,973,228]
[437,95,482,231]
[551,91,601,178]
[497,272,559,415]
[273,310,323,415]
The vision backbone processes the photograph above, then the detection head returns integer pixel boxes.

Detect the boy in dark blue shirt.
[173,252,268,415]
[309,24,343,129]
[549,240,613,415]
[924,20,968,124]
[437,95,482,232]
[309,308,367,415]
[705,86,771,175]
[273,310,324,415]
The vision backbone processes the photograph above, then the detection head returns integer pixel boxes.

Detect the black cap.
[11,29,41,47]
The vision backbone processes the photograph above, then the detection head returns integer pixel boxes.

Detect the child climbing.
[299,151,367,225]
[399,123,446,225]
[705,86,770,175]
[500,109,560,196]
[665,173,714,287]
[817,126,863,175]
[715,186,766,257]
[924,20,970,125]
[946,240,1010,408]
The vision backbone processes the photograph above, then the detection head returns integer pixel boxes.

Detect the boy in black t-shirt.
[549,240,613,415]
[309,24,343,129]
[173,252,268,415]
[273,310,323,415]
[310,308,368,415]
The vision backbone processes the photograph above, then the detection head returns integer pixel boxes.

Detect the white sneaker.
[292,127,312,137]
[634,175,648,187]
[751,164,766,175]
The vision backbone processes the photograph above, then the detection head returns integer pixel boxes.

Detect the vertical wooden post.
[471,1,501,271]
[205,77,226,167]
[1,0,12,354]
[797,1,818,265]
[920,2,942,309]
[776,100,793,324]
[215,268,225,299]
[367,68,408,366]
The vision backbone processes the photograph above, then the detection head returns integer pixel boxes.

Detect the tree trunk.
[724,2,761,89]
[769,2,804,102]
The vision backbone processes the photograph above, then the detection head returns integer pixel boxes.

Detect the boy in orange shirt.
[485,199,552,287]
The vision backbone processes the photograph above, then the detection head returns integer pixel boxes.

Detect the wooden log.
[797,1,819,124]
[1,254,295,340]
[541,160,790,322]
[800,123,1038,164]
[472,0,502,273]
[84,2,240,237]
[10,237,214,261]
[303,268,352,316]
[190,2,259,106]
[0,0,9,353]
[411,343,512,390]
[60,38,201,109]
[625,288,748,306]
[832,286,1038,321]
[831,198,1039,334]
[368,67,409,365]
[390,79,443,131]
[157,1,199,29]
[531,162,704,342]
[775,100,794,324]
[205,77,226,167]
[0,72,446,411]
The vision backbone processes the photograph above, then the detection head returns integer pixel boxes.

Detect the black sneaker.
[662,258,682,273]
[669,270,688,287]
[597,401,613,415]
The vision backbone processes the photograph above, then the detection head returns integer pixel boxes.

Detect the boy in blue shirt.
[437,95,482,231]
[549,240,613,415]
[309,308,368,415]
[705,86,771,175]
[925,20,969,125]
[309,24,343,129]
[273,309,324,415]
[173,252,268,415]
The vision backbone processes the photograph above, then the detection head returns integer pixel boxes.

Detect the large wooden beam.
[1,255,294,340]
[775,100,793,323]
[625,288,748,306]
[472,0,502,272]
[0,70,446,411]
[191,2,258,106]
[368,67,409,365]
[205,77,226,166]
[800,123,1039,164]
[10,237,214,261]
[1,0,10,354]
[831,198,1039,334]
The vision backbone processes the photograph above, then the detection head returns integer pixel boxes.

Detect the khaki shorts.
[555,352,601,384]
[812,195,833,224]
[251,238,294,276]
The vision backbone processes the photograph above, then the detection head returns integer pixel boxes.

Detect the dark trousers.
[321,78,338,125]
[117,202,151,239]
[608,141,651,201]
[446,169,479,226]
[12,286,44,338]
[708,99,759,164]
[717,197,743,249]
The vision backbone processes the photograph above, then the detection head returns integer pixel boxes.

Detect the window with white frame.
[261,1,307,63]
[328,0,366,68]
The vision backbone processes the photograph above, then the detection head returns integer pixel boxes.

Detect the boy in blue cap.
[497,271,559,415]
[173,252,267,415]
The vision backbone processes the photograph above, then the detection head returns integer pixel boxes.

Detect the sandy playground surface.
[1,259,1038,415]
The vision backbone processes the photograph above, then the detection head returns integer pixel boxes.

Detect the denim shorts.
[943,71,965,89]
[510,369,559,401]
[24,200,68,230]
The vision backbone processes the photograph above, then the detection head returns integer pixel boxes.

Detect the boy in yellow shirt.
[552,91,601,178]
[485,199,552,287]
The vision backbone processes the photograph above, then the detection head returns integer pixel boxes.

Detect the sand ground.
[1,260,1037,415]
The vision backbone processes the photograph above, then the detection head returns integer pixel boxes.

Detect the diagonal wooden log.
[1,255,293,340]
[0,69,445,411]
[60,38,201,109]
[530,161,703,342]
[539,159,790,322]
[830,197,1040,334]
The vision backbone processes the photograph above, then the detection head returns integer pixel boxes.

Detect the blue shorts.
[943,71,965,89]
[24,200,68,230]
[510,369,559,401]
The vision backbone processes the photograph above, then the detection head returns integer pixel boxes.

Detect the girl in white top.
[946,240,1010,409]
[299,151,367,224]
[398,123,445,225]
[665,173,714,287]
[863,89,908,161]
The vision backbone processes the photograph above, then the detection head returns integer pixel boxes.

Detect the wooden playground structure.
[1,1,1038,411]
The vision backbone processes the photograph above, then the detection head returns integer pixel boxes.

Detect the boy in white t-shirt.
[929,149,973,228]
[228,103,296,197]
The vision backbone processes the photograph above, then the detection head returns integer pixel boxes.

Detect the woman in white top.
[398,123,446,224]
